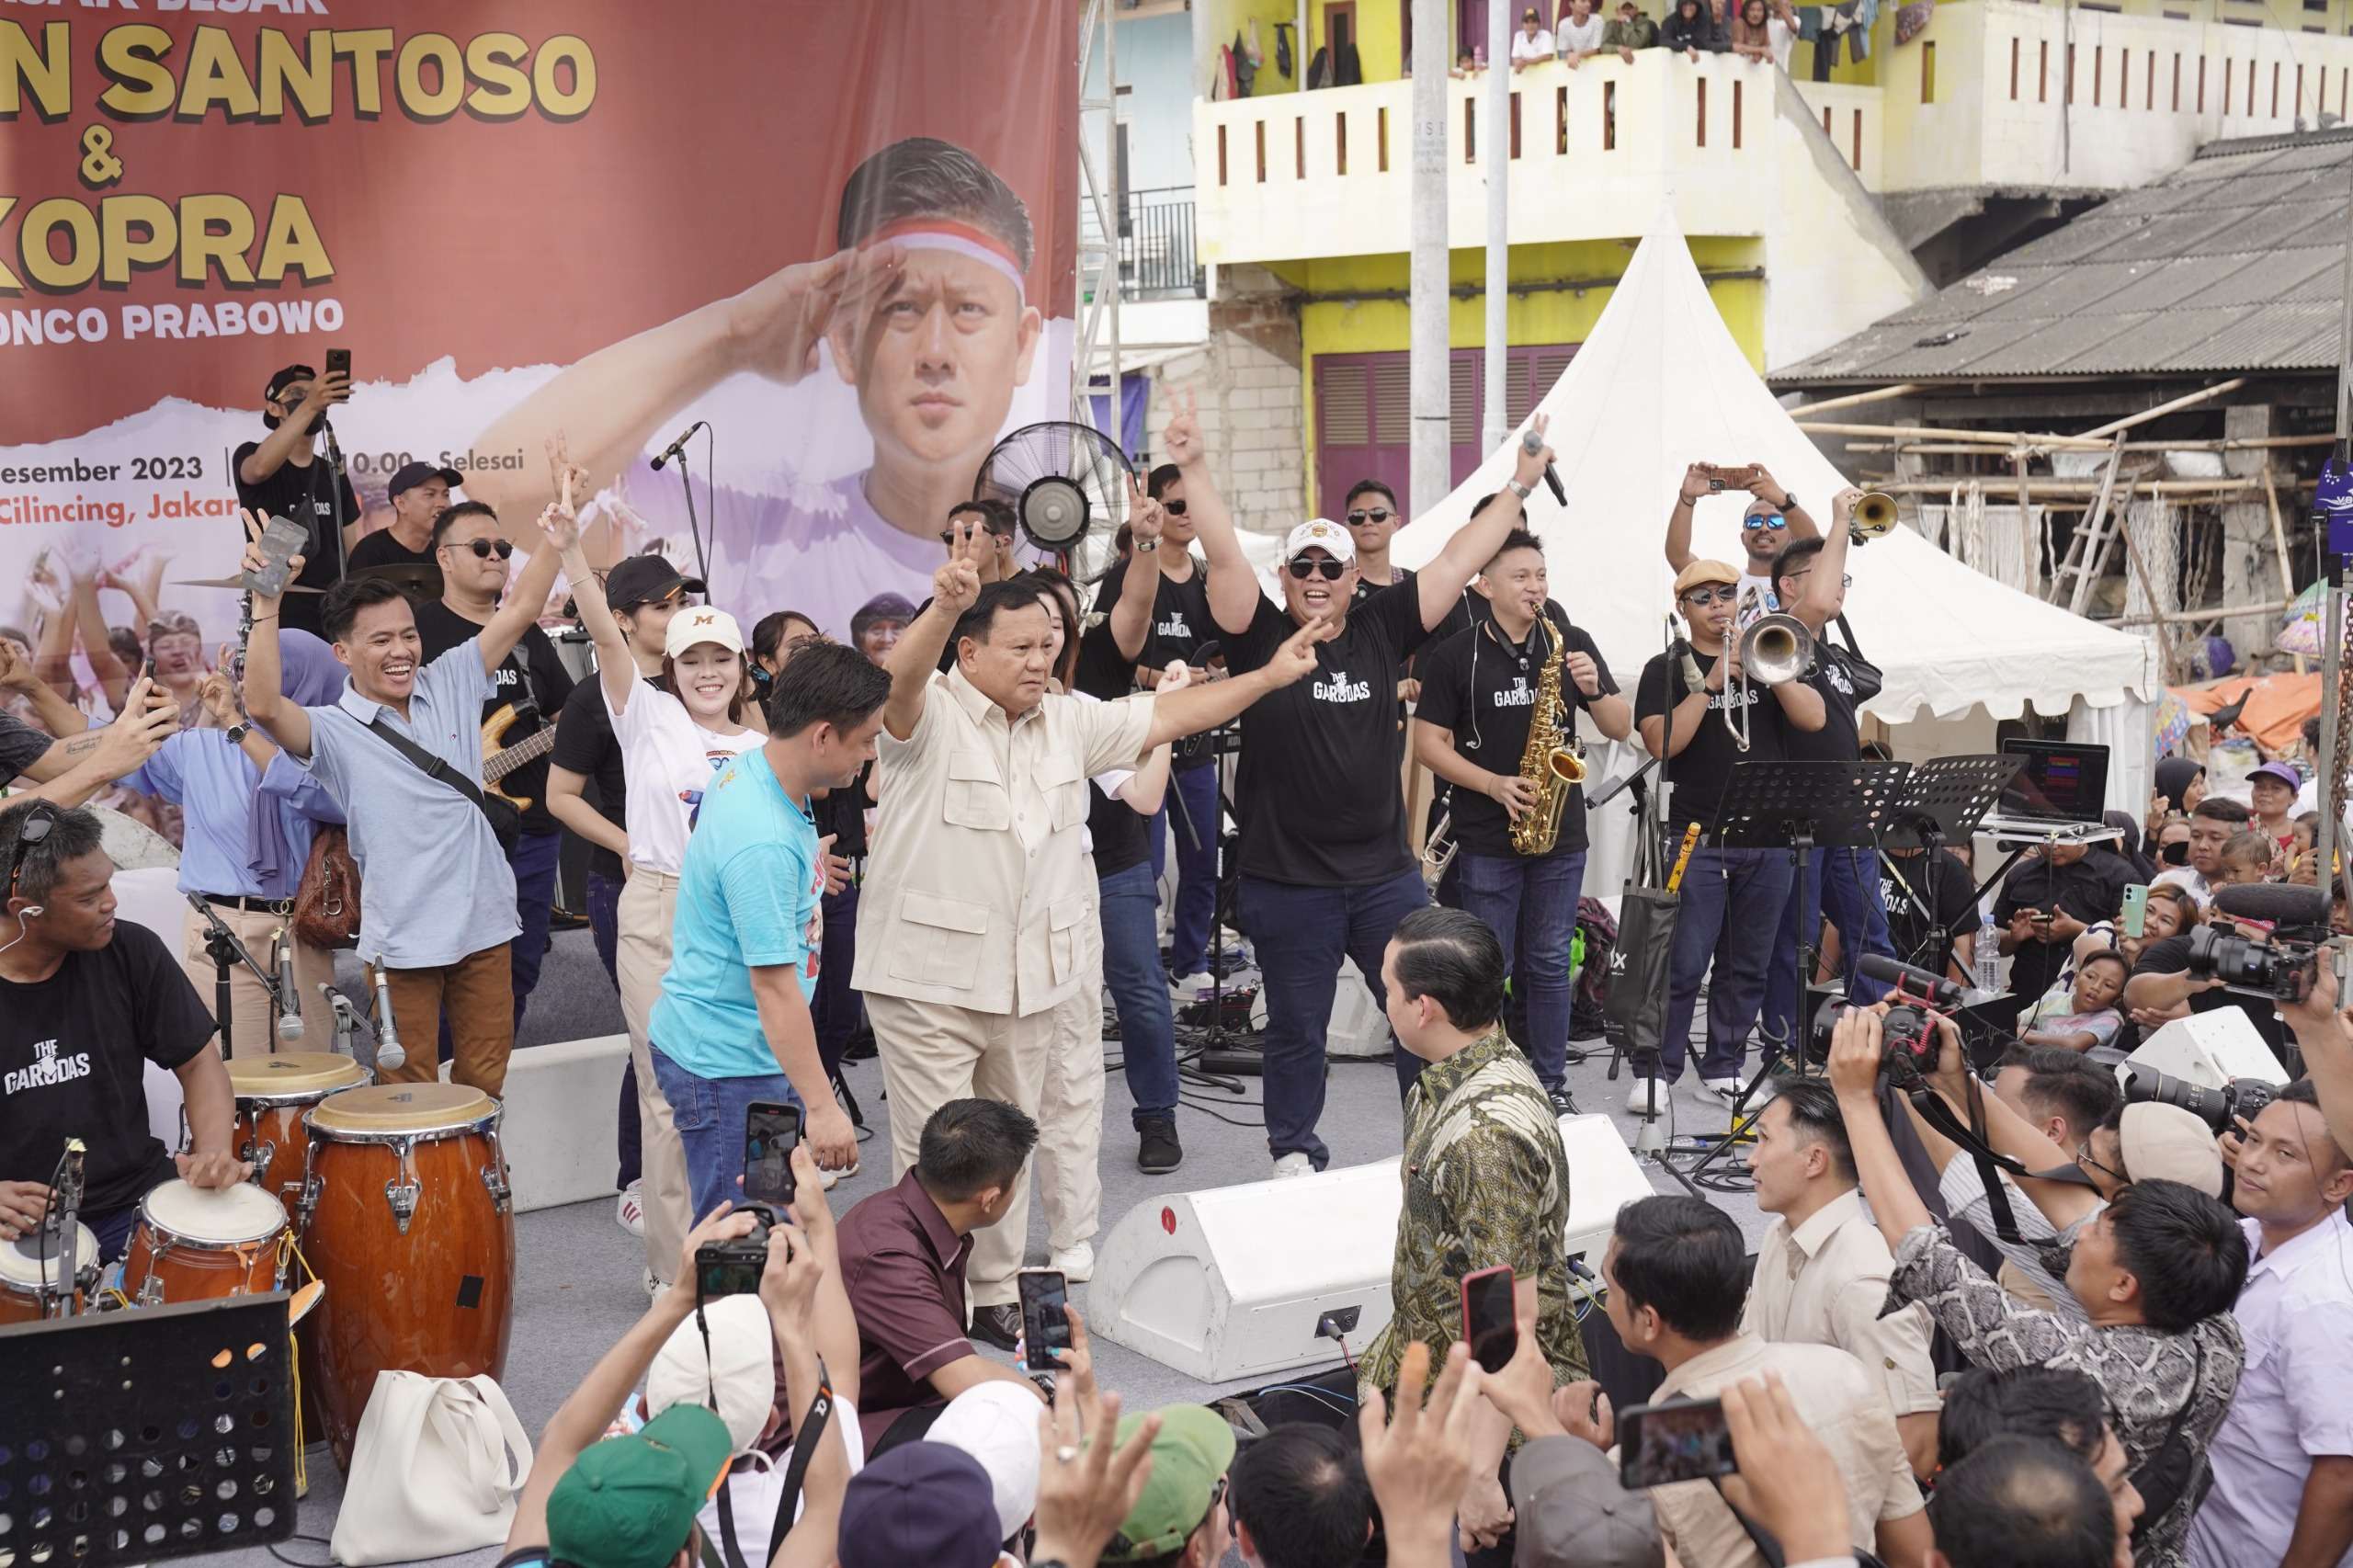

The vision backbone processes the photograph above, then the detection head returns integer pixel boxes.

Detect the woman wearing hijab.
[122,629,347,1053]
[2145,756,2206,860]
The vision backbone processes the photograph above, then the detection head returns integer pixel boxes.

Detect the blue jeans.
[1455,848,1587,1091]
[648,1046,801,1224]
[1099,860,1178,1121]
[1759,845,1895,1053]
[1662,846,1793,1083]
[586,869,638,1190]
[1237,866,1427,1168]
[87,1201,142,1265]
[437,827,563,1069]
[1153,762,1222,976]
[811,881,862,1080]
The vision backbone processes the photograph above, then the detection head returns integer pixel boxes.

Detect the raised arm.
[1664,463,1713,574]
[0,641,89,740]
[2283,964,2353,1163]
[1107,477,1166,663]
[1746,463,1818,542]
[560,449,642,716]
[1825,1009,1938,1251]
[1417,418,1551,631]
[67,562,131,714]
[485,506,585,676]
[236,372,348,487]
[883,523,987,742]
[1165,389,1264,637]
[1790,486,1860,632]
[236,510,313,761]
[1141,618,1336,751]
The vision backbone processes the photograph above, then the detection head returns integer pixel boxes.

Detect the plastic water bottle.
[1975,909,2002,994]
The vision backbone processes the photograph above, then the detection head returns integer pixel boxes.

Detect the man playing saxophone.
[1412,522,1631,1115]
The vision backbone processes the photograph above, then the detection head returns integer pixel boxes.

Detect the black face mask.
[2162,840,2190,867]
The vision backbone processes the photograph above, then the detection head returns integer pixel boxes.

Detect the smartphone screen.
[1461,1265,1517,1374]
[244,512,313,599]
[1619,1396,1739,1490]
[1018,1269,1071,1366]
[742,1100,801,1210]
[324,347,351,381]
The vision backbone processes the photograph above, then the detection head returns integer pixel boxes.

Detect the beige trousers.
[618,869,691,1285]
[178,902,335,1059]
[1037,883,1106,1254]
[865,991,1058,1307]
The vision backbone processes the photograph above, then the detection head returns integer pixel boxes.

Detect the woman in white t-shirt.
[574,566,765,1286]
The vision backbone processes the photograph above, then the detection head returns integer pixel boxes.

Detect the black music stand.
[0,1294,299,1565]
[1876,756,2017,979]
[1665,758,1905,1189]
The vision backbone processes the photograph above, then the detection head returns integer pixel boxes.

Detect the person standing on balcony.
[1663,0,1726,57]
[1556,0,1608,63]
[1510,6,1555,67]
[1604,0,1663,58]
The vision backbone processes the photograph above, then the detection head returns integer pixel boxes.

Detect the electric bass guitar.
[482,701,557,813]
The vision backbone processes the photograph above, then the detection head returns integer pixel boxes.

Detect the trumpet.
[1722,613,1817,751]
[1848,491,1898,545]
[1421,811,1458,892]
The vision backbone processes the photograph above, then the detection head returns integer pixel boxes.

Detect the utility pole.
[1409,0,1451,520]
[1481,1,1511,459]
[2314,153,2353,903]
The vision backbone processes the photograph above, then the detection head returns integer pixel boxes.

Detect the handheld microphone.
[1519,427,1568,506]
[1858,952,1967,1009]
[371,967,404,1073]
[650,420,708,472]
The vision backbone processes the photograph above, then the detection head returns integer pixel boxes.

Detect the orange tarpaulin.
[2169,674,2323,759]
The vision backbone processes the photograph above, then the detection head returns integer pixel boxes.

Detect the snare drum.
[121,1179,290,1306]
[229,1051,370,1209]
[0,1223,98,1323]
[301,1083,515,1471]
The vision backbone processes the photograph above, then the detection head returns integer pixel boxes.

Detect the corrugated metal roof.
[1775,131,2353,385]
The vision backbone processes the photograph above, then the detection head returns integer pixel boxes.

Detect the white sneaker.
[615,1179,644,1238]
[819,1159,859,1192]
[1702,1076,1743,1102]
[1628,1075,1665,1115]
[1169,971,1219,1005]
[1050,1243,1096,1283]
[1272,1152,1315,1179]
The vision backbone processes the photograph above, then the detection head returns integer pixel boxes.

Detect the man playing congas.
[0,801,246,1264]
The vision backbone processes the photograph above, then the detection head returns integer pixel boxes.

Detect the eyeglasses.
[939,526,1017,545]
[1162,499,1188,517]
[448,538,514,560]
[1788,570,1854,589]
[6,804,56,904]
[1680,586,1737,607]
[1347,507,1393,526]
[1742,513,1789,531]
[2074,1140,2131,1189]
[1288,558,1347,581]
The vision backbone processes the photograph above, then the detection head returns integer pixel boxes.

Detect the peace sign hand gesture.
[934,517,987,614]
[1127,473,1165,545]
[1162,387,1206,469]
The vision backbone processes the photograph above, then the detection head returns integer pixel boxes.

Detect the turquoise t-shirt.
[649,746,823,1080]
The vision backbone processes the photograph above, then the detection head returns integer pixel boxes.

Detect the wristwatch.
[224,723,251,744]
[1137,538,1159,553]
[1771,488,1797,512]
[1506,478,1534,501]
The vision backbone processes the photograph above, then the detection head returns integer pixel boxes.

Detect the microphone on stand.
[371,968,404,1073]
[650,420,708,472]
[274,926,304,1043]
[321,983,360,1060]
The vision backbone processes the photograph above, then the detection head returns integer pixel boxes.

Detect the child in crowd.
[2219,828,2277,889]
[2018,949,2129,1059]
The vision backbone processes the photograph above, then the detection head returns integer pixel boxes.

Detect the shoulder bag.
[366,716,522,853]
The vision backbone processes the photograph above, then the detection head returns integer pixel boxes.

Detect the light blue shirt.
[128,731,343,901]
[300,639,518,968]
[651,745,823,1081]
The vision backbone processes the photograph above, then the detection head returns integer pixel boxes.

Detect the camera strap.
[1902,1075,2033,1244]
[712,1355,834,1568]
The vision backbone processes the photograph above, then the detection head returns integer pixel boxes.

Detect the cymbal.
[172,576,324,594]
[350,562,444,597]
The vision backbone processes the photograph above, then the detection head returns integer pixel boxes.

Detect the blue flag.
[2321,448,2353,557]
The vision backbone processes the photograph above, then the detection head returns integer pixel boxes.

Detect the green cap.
[1101,1404,1237,1563]
[547,1405,733,1568]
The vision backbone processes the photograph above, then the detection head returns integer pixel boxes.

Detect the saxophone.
[1509,617,1588,857]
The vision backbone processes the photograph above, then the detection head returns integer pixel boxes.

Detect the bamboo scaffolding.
[2077,378,2248,441]
[1781,382,1923,417]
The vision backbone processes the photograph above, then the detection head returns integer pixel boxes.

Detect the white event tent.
[1249,203,2160,900]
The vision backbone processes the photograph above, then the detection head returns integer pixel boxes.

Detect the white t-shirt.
[1768,15,1795,66]
[1072,688,1137,854]
[1556,14,1607,52]
[2154,864,2214,910]
[1510,27,1555,60]
[1734,570,1779,630]
[608,684,763,874]
[699,1398,868,1567]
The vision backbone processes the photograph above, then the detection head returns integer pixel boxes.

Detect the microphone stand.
[665,425,712,584]
[320,419,349,580]
[187,894,290,1061]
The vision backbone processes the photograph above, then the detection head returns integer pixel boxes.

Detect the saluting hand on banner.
[727,242,907,384]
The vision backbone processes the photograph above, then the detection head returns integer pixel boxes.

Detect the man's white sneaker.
[615,1179,644,1238]
[1702,1076,1743,1102]
[1272,1152,1315,1179]
[1050,1243,1096,1283]
[1628,1075,1666,1115]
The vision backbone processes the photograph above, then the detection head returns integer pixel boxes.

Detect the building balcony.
[1082,186,1207,301]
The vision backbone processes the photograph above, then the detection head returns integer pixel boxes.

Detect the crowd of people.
[5,183,2353,1563]
[1464,0,1806,74]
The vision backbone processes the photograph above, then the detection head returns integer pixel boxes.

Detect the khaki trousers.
[371,943,513,1098]
[866,991,1056,1308]
[1037,884,1106,1254]
[617,869,690,1285]
[178,903,335,1059]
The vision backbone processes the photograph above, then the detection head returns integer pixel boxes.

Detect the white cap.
[1282,517,1357,565]
[645,1295,776,1454]
[665,606,746,659]
[928,1381,1043,1541]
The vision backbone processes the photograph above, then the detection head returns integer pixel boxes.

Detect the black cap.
[387,461,464,500]
[265,364,316,403]
[606,553,706,611]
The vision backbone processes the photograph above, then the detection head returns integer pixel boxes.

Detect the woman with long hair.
[572,564,765,1291]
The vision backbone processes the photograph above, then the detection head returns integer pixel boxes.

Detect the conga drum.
[299,1084,515,1471]
[229,1051,370,1209]
[121,1180,290,1305]
[0,1222,98,1322]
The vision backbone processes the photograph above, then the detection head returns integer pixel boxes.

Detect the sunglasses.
[1288,558,1347,581]
[1347,507,1393,526]
[448,538,514,560]
[939,526,1017,545]
[1162,499,1188,517]
[1742,513,1789,531]
[6,803,55,904]
[1681,586,1738,607]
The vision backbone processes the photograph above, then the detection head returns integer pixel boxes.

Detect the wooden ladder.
[2047,437,2130,616]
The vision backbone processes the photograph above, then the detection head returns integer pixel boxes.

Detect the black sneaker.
[1136,1115,1183,1175]
[970,1301,1022,1351]
[1547,1086,1579,1118]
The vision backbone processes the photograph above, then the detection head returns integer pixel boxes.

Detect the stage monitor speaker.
[2124,1010,2290,1094]
[1087,1113,1654,1384]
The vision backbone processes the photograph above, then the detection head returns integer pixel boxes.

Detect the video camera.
[2191,883,2346,1004]
[1807,953,1964,1084]
[2120,1065,2278,1135]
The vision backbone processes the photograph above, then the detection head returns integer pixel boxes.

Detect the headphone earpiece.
[20,906,41,918]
